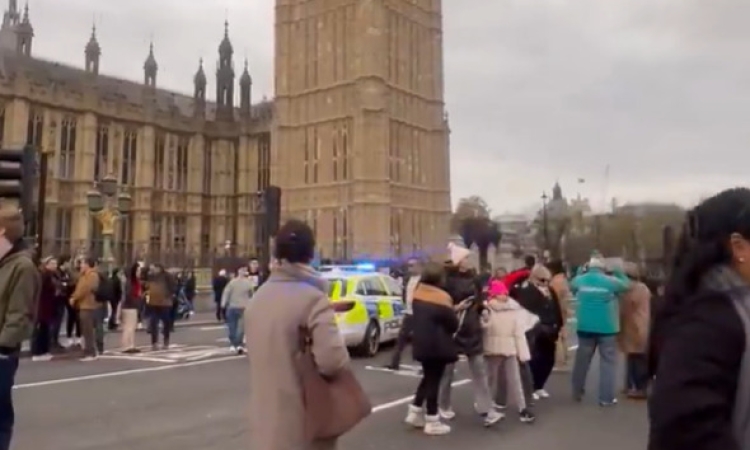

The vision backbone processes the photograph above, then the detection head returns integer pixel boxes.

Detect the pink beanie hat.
[487,279,508,297]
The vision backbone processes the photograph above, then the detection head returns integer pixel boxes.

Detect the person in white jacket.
[482,279,536,423]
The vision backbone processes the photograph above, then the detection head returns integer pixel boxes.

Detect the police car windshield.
[328,279,344,297]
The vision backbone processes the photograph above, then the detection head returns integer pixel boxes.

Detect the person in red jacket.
[502,256,537,295]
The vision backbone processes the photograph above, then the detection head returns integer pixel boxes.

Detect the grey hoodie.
[220,276,254,309]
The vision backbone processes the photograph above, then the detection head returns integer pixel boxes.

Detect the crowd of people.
[3,188,750,450]
[31,258,198,361]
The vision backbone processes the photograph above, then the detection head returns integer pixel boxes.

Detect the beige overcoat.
[245,262,351,450]
[618,280,651,354]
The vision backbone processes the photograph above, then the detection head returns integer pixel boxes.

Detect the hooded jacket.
[481,298,532,361]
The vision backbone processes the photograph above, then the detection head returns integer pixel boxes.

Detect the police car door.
[365,276,398,339]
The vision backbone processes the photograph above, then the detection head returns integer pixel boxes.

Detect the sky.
[22,0,749,215]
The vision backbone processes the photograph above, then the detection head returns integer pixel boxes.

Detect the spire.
[85,22,101,74]
[194,57,206,86]
[143,40,157,86]
[218,19,232,57]
[85,23,100,56]
[21,1,28,23]
[239,58,251,85]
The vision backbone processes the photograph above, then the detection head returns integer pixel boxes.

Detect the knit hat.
[588,256,606,270]
[0,207,24,243]
[447,242,471,266]
[487,279,508,297]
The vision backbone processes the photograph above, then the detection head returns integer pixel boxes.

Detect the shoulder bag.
[295,304,372,441]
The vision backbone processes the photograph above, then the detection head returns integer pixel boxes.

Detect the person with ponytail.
[649,188,750,450]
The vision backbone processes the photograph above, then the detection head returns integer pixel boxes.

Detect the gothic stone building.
[0,0,451,266]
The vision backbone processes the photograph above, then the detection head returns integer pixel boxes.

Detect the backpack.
[94,272,114,303]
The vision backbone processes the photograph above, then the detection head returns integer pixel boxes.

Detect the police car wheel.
[358,321,380,357]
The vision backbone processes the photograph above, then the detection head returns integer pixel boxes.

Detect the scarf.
[700,264,750,447]
[701,264,749,295]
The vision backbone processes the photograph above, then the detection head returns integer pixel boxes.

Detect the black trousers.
[389,314,413,368]
[64,302,81,338]
[148,306,172,346]
[50,301,66,346]
[108,298,120,330]
[413,360,447,415]
[626,353,649,391]
[31,323,50,356]
[529,335,557,391]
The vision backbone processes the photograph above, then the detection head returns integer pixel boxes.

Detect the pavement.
[12,324,647,450]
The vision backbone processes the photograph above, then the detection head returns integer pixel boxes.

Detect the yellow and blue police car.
[320,264,405,357]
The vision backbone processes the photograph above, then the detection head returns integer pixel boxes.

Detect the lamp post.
[541,192,550,252]
[86,174,131,274]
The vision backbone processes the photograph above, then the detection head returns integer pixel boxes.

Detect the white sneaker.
[229,345,237,353]
[423,415,450,435]
[438,408,455,420]
[483,409,504,427]
[532,392,540,401]
[32,354,53,362]
[535,389,550,399]
[404,405,425,428]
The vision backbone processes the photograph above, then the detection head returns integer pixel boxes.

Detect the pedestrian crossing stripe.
[100,345,232,364]
[364,365,422,378]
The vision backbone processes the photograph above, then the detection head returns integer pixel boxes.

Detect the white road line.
[364,366,421,378]
[200,326,225,331]
[372,379,471,413]
[97,355,176,364]
[14,355,244,390]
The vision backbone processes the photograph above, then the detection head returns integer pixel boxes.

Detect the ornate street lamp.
[86,173,130,273]
[541,192,549,252]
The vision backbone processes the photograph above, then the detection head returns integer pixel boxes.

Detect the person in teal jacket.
[569,255,630,406]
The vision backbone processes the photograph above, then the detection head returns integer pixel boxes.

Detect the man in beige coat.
[618,263,651,399]
[245,261,351,450]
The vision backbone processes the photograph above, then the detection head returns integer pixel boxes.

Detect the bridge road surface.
[12,325,647,450]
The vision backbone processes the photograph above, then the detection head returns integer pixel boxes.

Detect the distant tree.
[451,196,490,233]
[459,216,502,270]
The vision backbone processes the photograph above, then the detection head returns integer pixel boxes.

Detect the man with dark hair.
[69,256,100,361]
[0,208,41,450]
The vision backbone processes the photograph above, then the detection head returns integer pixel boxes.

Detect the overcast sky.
[24,0,749,214]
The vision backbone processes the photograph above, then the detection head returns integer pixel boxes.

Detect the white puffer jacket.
[481,298,533,361]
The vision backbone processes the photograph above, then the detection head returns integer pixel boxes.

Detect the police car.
[320,264,404,357]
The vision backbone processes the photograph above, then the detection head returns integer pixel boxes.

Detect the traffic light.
[263,185,281,237]
[0,145,35,212]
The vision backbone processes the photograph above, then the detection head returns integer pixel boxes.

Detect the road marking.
[200,326,225,331]
[98,354,176,363]
[372,379,471,413]
[364,366,421,378]
[14,355,244,390]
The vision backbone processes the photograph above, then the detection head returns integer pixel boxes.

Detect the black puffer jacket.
[444,266,484,356]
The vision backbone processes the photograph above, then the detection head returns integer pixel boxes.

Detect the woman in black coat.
[649,188,750,450]
[515,264,564,399]
[405,262,458,435]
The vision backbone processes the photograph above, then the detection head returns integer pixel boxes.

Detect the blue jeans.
[571,333,617,403]
[225,308,245,348]
[0,355,19,450]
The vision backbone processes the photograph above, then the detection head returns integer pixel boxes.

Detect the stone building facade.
[273,0,451,260]
[0,0,451,265]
